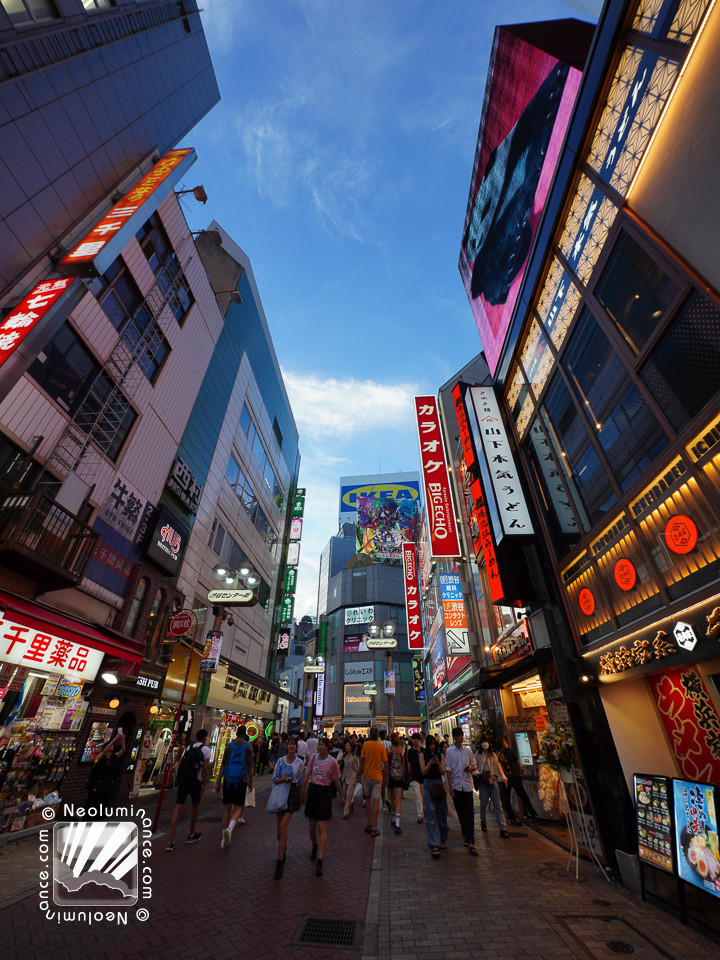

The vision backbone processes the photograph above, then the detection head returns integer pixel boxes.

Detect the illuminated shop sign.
[413,395,461,558]
[0,278,75,371]
[59,148,195,276]
[165,457,203,516]
[468,387,533,541]
[287,542,300,566]
[289,519,302,541]
[634,774,674,874]
[145,504,189,574]
[0,620,103,682]
[472,481,504,603]
[402,542,423,650]
[439,574,470,655]
[344,605,374,626]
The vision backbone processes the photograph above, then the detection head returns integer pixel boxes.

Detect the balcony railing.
[0,489,98,588]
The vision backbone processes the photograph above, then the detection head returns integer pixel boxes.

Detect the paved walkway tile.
[0,789,718,960]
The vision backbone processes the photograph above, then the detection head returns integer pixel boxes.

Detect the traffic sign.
[167,609,196,637]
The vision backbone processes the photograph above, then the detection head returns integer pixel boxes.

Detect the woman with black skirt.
[301,737,344,876]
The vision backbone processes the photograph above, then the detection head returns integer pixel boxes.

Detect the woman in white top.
[271,737,304,879]
[473,740,509,838]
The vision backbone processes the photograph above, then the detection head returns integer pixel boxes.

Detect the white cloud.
[282,369,418,441]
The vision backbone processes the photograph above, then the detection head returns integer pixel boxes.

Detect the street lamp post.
[193,561,260,734]
[366,620,397,734]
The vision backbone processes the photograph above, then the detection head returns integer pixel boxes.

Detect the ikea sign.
[340,481,420,520]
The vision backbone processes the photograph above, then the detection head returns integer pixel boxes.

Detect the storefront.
[584,594,720,937]
[0,589,144,832]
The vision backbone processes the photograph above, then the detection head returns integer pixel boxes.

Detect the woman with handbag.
[386,732,407,835]
[473,739,510,838]
[300,737,344,876]
[419,734,449,859]
[267,737,304,879]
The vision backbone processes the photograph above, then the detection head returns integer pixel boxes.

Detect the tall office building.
[0,0,219,318]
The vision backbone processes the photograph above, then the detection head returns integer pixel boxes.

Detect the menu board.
[673,779,720,899]
[634,774,673,873]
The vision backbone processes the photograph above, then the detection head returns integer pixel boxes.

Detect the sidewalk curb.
[362,823,384,960]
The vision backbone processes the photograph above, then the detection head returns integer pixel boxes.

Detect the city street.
[0,778,717,960]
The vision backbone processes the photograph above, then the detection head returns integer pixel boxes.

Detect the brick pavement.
[1,786,719,960]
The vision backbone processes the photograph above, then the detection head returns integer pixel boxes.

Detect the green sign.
[418,702,427,719]
[265,721,274,739]
[197,677,211,707]
[296,488,306,496]
[318,619,327,656]
[284,566,297,594]
[281,595,294,623]
[292,495,305,518]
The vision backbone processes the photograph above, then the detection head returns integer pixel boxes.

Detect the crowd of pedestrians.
[165,724,543,874]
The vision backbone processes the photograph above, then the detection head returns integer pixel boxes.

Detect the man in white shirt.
[296,734,308,763]
[306,732,319,757]
[445,727,478,855]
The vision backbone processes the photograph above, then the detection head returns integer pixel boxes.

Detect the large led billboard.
[356,491,420,561]
[458,24,585,375]
[339,473,420,525]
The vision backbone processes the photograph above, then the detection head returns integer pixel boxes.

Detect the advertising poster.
[430,627,447,692]
[356,492,420,562]
[458,28,582,375]
[634,774,674,874]
[413,657,426,701]
[339,475,420,525]
[673,779,720,898]
[343,633,368,653]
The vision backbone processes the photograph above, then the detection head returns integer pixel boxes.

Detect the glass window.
[75,371,136,461]
[145,589,164,645]
[2,0,58,24]
[137,214,172,274]
[239,405,251,436]
[213,523,225,555]
[641,292,720,432]
[228,538,244,571]
[124,578,147,635]
[254,504,269,539]
[28,323,98,415]
[562,308,669,493]
[208,518,218,547]
[98,264,144,331]
[225,455,240,488]
[263,459,275,492]
[252,431,266,468]
[542,373,617,527]
[82,0,114,8]
[594,231,679,353]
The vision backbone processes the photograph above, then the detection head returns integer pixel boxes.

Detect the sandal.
[469,845,479,856]
[431,846,440,859]
[439,843,446,849]
[370,830,380,837]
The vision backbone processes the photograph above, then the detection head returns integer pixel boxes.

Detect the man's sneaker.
[165,841,175,852]
[222,828,231,850]
[186,832,202,843]
[238,817,245,825]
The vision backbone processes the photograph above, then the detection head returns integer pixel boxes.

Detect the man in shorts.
[215,726,253,850]
[166,729,210,852]
[359,726,387,837]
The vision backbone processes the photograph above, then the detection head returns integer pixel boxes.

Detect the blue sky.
[182,0,599,619]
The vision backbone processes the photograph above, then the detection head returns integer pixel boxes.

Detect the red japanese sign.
[578,588,595,615]
[0,617,103,681]
[665,515,698,554]
[614,559,636,591]
[402,542,423,649]
[472,480,504,603]
[648,667,720,785]
[452,383,476,471]
[414,395,461,558]
[0,277,75,370]
[59,148,192,269]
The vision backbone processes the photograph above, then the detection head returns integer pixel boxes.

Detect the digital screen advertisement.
[356,492,420,562]
[634,774,673,874]
[673,778,720,897]
[458,28,582,375]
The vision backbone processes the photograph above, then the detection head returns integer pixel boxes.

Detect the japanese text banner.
[402,542,423,650]
[414,395,461,558]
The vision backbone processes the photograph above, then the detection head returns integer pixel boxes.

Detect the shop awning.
[0,589,145,664]
[476,647,554,689]
[225,661,303,706]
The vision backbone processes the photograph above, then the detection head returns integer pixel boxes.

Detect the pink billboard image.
[459,23,587,375]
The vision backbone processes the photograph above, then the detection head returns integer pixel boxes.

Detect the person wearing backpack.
[215,725,254,851]
[166,729,210,852]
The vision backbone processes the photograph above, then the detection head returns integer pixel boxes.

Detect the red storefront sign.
[414,395,461,558]
[472,480,504,602]
[648,666,720,784]
[59,148,192,270]
[452,383,476,470]
[403,542,423,649]
[0,277,74,370]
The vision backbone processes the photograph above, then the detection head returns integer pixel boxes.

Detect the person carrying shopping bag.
[266,737,304,879]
